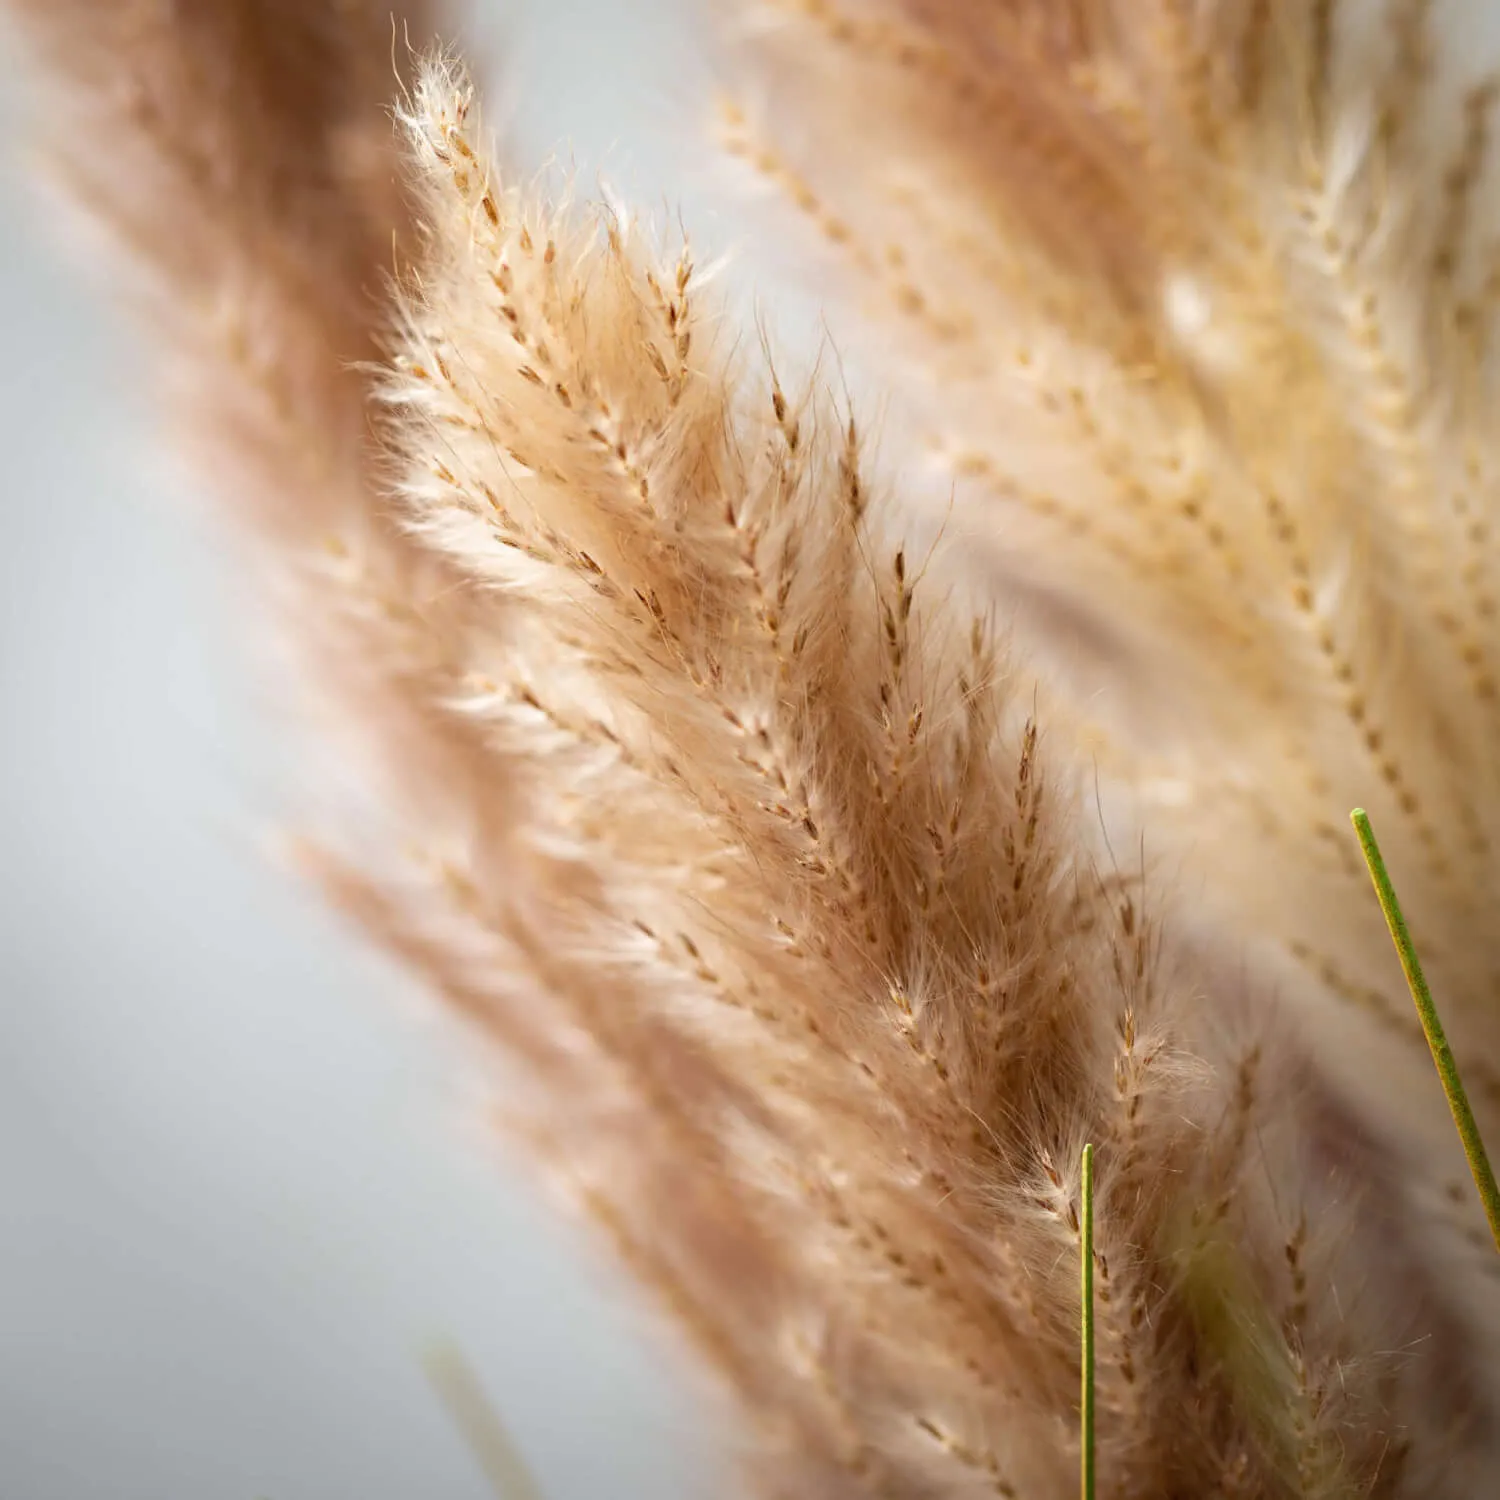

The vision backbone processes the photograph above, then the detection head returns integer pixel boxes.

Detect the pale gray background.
[0,3,750,1497]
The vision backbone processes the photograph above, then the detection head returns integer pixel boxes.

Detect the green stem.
[1080,1141,1096,1500]
[1351,808,1500,1253]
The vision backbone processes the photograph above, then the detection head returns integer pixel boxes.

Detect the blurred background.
[0,3,769,1496]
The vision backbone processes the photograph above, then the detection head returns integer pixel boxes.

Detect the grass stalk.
[1080,1141,1096,1500]
[1351,808,1500,1252]
[422,1341,546,1500]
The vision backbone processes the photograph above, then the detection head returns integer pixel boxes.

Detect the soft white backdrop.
[0,4,750,1497]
